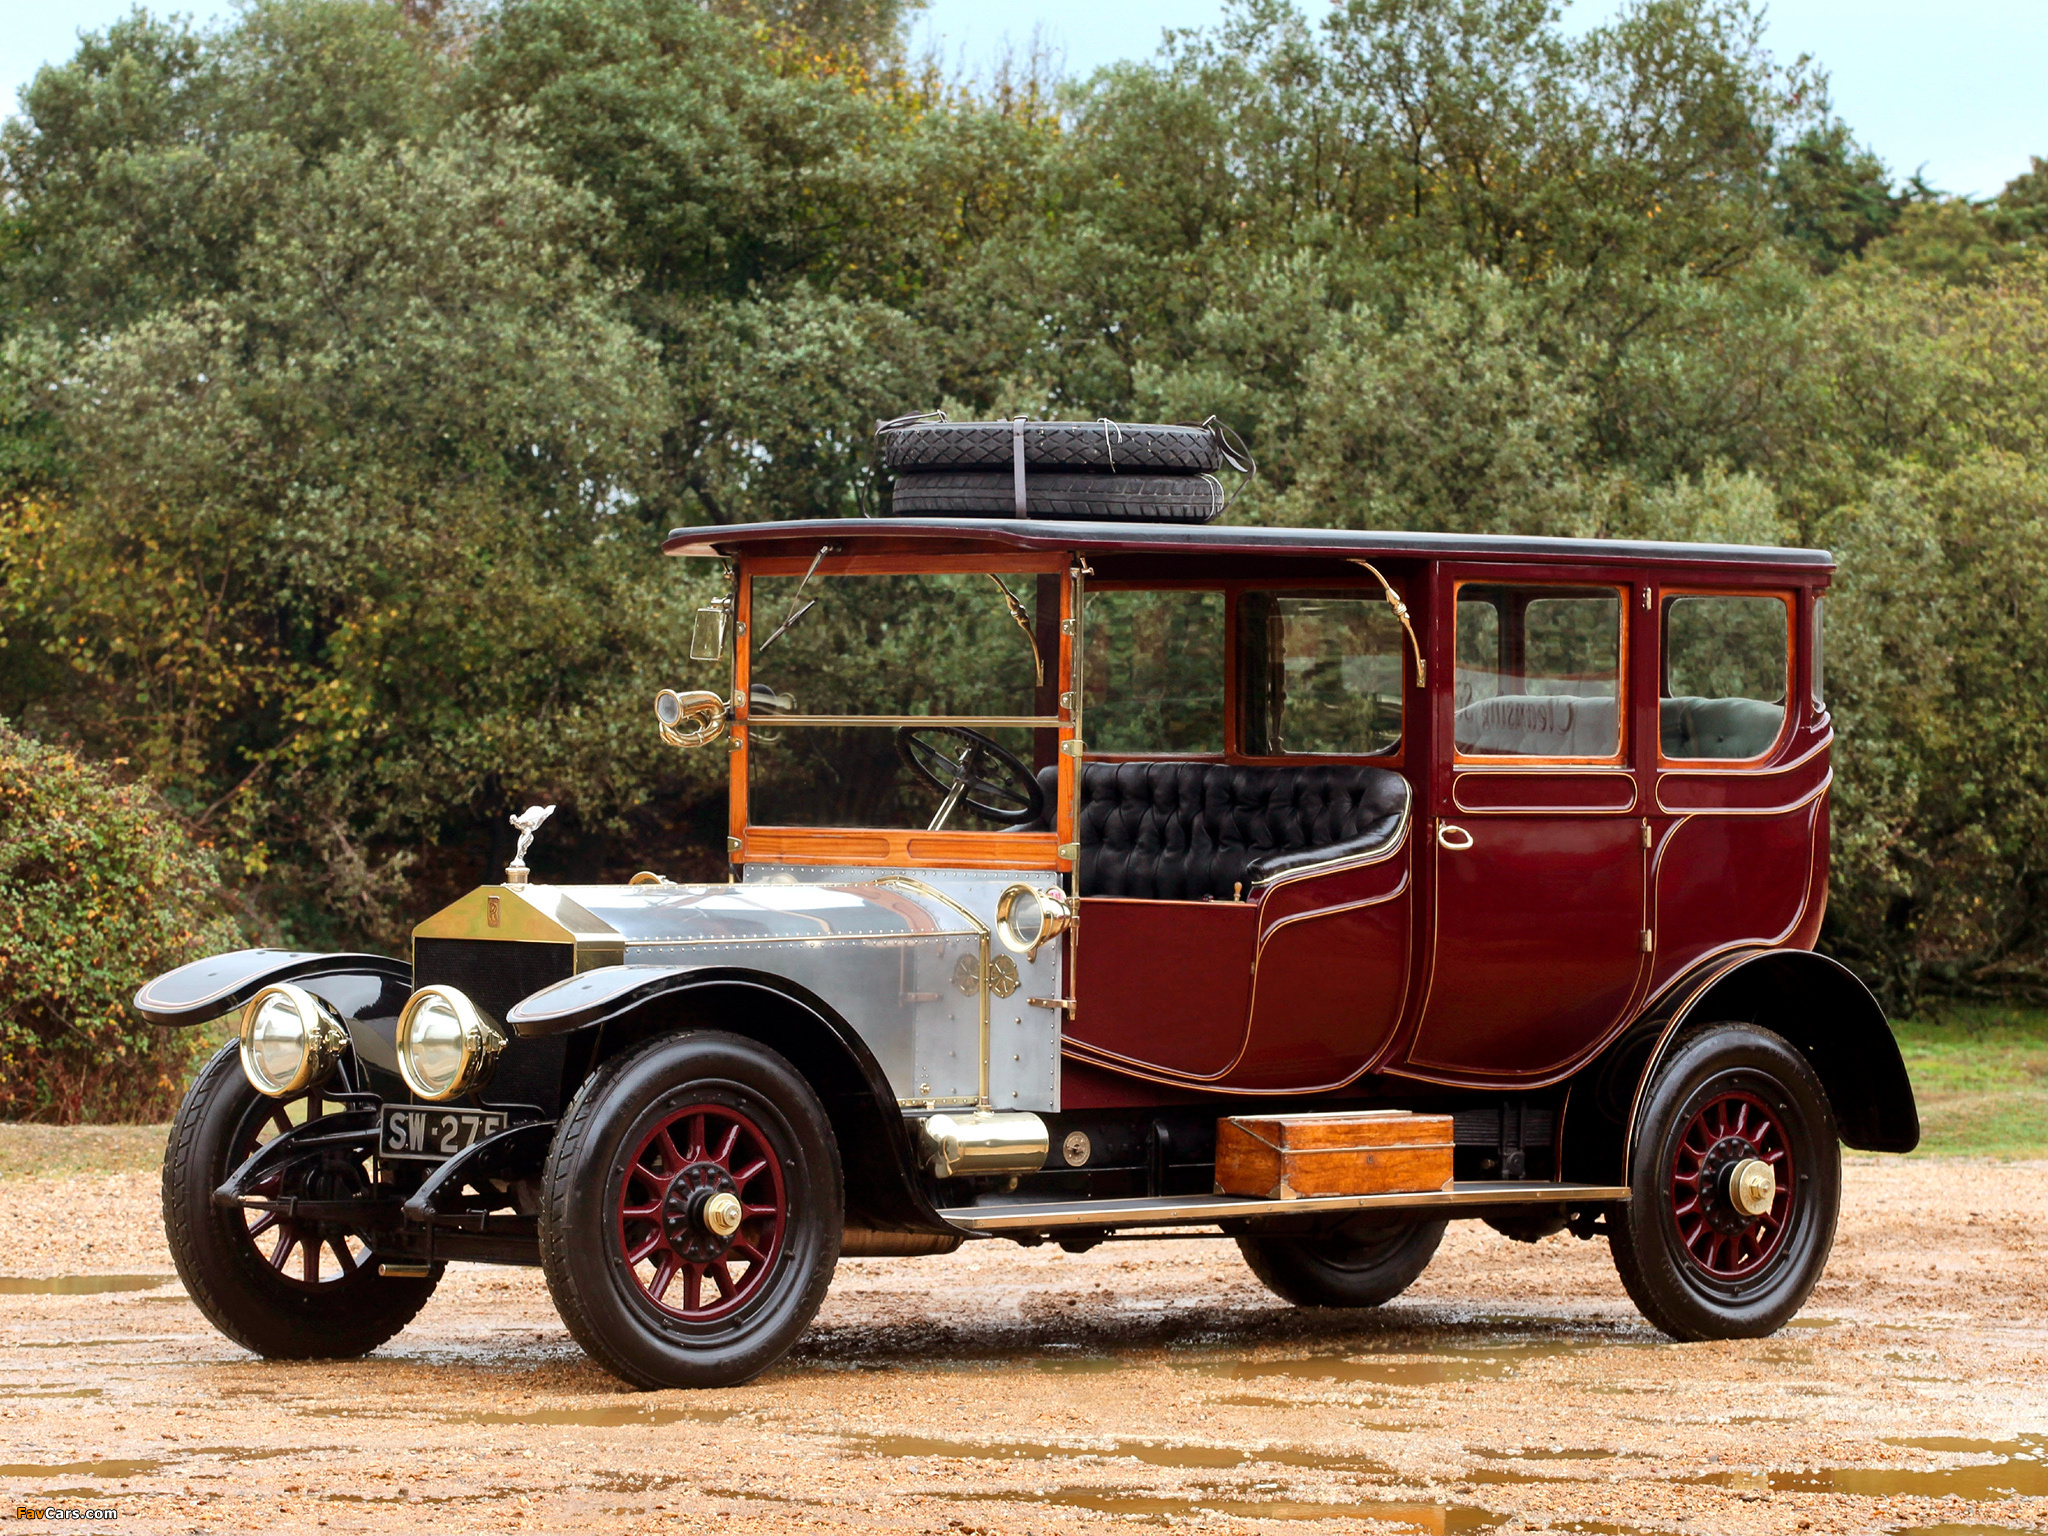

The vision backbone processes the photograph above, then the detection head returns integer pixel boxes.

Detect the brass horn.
[655,688,729,749]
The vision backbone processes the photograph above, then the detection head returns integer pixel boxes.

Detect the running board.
[939,1181,1630,1235]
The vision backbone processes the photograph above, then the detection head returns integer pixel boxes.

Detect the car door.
[1405,570,1649,1080]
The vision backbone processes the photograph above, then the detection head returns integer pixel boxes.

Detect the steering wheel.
[894,725,1046,830]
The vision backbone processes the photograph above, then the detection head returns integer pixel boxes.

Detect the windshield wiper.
[757,543,837,653]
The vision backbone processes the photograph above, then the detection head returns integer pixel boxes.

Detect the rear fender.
[1562,948,1919,1186]
[509,964,953,1240]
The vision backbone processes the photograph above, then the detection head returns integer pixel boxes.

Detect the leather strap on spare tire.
[889,471,1226,524]
[881,419,1225,474]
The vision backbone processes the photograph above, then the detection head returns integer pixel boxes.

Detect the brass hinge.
[1057,842,1079,862]
[1639,929,1654,953]
[1641,818,1653,848]
[1028,996,1077,1013]
[726,835,743,853]
[1060,738,1085,757]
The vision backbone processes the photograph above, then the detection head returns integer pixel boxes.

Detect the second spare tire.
[888,471,1225,523]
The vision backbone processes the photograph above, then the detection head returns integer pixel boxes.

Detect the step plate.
[940,1181,1630,1234]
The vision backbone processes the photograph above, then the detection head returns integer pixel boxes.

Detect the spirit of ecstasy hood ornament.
[504,804,556,888]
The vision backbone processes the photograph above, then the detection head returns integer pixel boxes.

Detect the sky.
[3,0,2042,198]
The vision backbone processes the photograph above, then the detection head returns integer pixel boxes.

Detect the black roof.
[662,517,1831,571]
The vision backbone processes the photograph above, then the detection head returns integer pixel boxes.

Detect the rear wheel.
[1610,1023,1839,1340]
[540,1030,842,1389]
[162,1042,440,1358]
[1236,1215,1447,1308]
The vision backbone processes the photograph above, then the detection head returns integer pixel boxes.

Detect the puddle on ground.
[1784,1316,1842,1329]
[1174,1339,1587,1386]
[296,1402,739,1429]
[842,1431,1392,1477]
[0,1460,161,1479]
[1691,1436,2047,1500]
[0,1387,102,1399]
[981,1485,1501,1531]
[0,1276,176,1296]
[454,1405,741,1429]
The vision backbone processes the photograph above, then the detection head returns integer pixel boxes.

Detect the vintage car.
[142,453,1917,1389]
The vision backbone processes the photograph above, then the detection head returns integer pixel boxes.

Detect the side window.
[1661,593,1789,761]
[1239,591,1403,756]
[1454,585,1623,758]
[1084,589,1225,753]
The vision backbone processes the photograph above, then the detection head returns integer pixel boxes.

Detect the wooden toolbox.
[1214,1111,1455,1200]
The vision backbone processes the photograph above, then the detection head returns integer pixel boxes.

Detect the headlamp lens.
[404,994,468,1098]
[246,991,310,1094]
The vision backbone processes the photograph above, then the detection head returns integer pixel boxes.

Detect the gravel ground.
[1,1142,2044,1535]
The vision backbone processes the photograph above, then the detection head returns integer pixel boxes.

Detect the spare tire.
[881,420,1223,474]
[888,471,1224,524]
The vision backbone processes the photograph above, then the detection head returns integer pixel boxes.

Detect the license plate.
[380,1105,508,1162]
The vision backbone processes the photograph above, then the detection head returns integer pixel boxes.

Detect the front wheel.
[1236,1215,1447,1308]
[1610,1022,1840,1340]
[162,1042,441,1359]
[539,1030,842,1389]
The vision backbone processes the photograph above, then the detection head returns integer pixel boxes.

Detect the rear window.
[1661,593,1789,761]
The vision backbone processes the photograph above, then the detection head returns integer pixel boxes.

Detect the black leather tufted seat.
[1032,762,1411,900]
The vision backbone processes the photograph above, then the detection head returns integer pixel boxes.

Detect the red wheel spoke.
[329,1239,357,1278]
[246,1212,278,1241]
[301,1236,320,1285]
[617,1100,787,1322]
[269,1231,297,1272]
[1669,1088,1797,1281]
[643,1254,674,1302]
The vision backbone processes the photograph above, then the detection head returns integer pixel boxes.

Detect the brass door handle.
[1437,822,1474,851]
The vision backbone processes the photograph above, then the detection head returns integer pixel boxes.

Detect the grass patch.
[1892,1005,2048,1158]
[0,1123,170,1180]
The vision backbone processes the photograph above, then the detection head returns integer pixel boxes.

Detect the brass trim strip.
[746,714,1062,729]
[939,1182,1632,1233]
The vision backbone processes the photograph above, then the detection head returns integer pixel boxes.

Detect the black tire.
[161,1041,440,1359]
[888,470,1224,523]
[539,1030,842,1390]
[1609,1023,1840,1341]
[881,420,1223,473]
[1236,1215,1448,1308]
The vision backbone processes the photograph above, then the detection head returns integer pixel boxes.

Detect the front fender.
[509,963,955,1240]
[135,948,410,1029]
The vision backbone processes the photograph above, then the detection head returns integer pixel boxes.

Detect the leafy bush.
[0,722,240,1121]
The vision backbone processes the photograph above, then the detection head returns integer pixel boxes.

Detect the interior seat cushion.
[1070,762,1409,900]
[1661,696,1786,759]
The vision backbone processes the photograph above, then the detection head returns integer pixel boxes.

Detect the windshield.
[743,569,1062,833]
